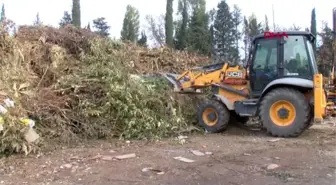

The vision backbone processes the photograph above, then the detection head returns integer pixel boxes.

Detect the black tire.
[259,88,310,137]
[305,106,314,129]
[197,99,230,133]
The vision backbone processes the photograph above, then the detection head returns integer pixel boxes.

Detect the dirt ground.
[0,123,335,185]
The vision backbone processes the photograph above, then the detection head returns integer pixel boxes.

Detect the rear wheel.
[197,99,230,133]
[260,88,310,137]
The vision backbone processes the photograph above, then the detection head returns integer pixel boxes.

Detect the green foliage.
[137,31,148,47]
[231,4,242,62]
[72,0,81,28]
[0,34,41,155]
[247,14,263,38]
[121,5,140,43]
[86,22,91,31]
[92,17,110,37]
[317,22,333,76]
[0,25,199,155]
[33,13,42,26]
[187,0,210,55]
[241,14,262,58]
[174,0,189,50]
[165,0,174,47]
[59,11,72,28]
[209,25,215,59]
[243,16,249,35]
[264,15,270,31]
[310,8,317,52]
[58,38,190,140]
[242,16,249,61]
[213,0,236,63]
[0,3,5,23]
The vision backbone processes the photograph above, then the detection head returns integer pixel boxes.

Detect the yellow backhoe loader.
[162,9,336,137]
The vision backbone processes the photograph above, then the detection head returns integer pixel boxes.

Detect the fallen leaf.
[177,135,188,140]
[70,156,80,160]
[174,156,195,163]
[205,152,212,155]
[19,82,30,90]
[24,128,40,143]
[141,167,164,175]
[19,90,35,97]
[190,150,205,156]
[114,153,136,160]
[268,138,281,142]
[88,154,102,160]
[101,155,113,161]
[267,164,279,170]
[60,164,72,169]
[287,177,294,181]
[243,153,251,156]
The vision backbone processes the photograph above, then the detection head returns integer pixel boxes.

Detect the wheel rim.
[202,107,218,126]
[269,100,296,126]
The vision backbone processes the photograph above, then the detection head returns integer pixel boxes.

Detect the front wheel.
[197,99,230,133]
[259,88,310,137]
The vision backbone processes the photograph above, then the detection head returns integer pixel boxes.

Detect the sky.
[2,0,335,50]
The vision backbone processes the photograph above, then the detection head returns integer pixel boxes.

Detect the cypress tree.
[120,5,140,43]
[213,0,236,63]
[231,5,242,62]
[187,0,209,55]
[175,0,188,50]
[0,4,5,23]
[310,8,317,52]
[165,0,174,47]
[59,11,72,27]
[264,15,270,31]
[72,0,81,28]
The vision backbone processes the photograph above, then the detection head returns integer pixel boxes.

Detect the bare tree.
[145,14,166,47]
[288,24,301,31]
[274,24,302,32]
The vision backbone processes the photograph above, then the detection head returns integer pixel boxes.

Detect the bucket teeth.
[160,73,181,89]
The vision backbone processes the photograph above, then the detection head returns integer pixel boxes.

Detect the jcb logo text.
[227,71,243,78]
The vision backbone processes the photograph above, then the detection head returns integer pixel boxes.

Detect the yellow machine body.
[161,8,336,137]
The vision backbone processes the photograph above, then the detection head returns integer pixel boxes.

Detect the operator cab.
[248,31,318,98]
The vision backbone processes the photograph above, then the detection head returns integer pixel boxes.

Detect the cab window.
[252,39,278,74]
[250,39,278,93]
[283,36,312,78]
[253,46,267,69]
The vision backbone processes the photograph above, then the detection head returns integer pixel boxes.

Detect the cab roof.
[252,31,315,43]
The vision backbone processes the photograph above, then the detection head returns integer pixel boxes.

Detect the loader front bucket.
[160,72,201,94]
[160,73,182,89]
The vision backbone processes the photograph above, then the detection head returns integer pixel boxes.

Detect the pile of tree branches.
[0,25,204,155]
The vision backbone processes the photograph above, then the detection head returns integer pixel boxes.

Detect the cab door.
[249,38,280,97]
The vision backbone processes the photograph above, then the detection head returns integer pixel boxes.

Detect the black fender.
[258,78,314,103]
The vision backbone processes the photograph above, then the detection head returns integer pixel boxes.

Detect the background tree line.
[0,0,333,74]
